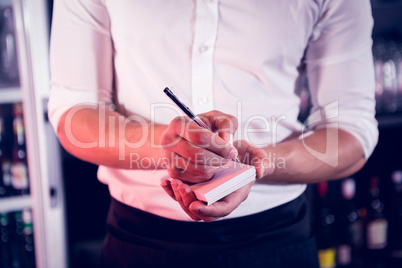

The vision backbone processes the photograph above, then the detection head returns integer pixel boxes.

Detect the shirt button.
[198,97,209,105]
[199,45,209,53]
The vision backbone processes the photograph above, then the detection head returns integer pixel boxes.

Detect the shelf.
[0,87,22,104]
[376,113,402,128]
[0,0,12,8]
[371,0,402,9]
[0,195,32,213]
[371,1,402,38]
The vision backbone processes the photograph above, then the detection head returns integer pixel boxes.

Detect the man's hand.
[161,178,255,222]
[161,110,238,184]
[160,139,275,222]
[234,140,275,179]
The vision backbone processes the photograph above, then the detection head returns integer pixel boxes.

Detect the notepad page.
[190,162,256,204]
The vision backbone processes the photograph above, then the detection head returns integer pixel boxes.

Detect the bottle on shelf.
[12,210,23,267]
[12,209,35,268]
[336,178,364,268]
[394,44,402,111]
[364,176,388,268]
[0,6,19,86]
[372,39,402,113]
[315,181,337,268]
[388,170,402,267]
[0,106,6,197]
[373,40,385,113]
[0,104,13,197]
[0,212,12,268]
[21,208,35,268]
[10,103,29,196]
[0,210,35,268]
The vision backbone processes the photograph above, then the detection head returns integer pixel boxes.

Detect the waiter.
[48,0,378,267]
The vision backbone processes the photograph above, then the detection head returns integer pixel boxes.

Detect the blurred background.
[0,0,401,267]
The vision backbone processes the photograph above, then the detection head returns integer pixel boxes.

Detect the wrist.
[255,149,275,180]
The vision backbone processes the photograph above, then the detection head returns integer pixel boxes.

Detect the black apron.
[101,192,319,268]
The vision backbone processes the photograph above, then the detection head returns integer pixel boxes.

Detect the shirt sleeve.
[305,0,379,159]
[48,0,113,131]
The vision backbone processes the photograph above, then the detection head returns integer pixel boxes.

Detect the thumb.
[218,132,233,144]
[213,115,238,143]
[197,111,238,140]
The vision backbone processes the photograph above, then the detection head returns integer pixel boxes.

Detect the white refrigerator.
[0,0,68,267]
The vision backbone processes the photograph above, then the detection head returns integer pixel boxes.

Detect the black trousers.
[101,193,319,268]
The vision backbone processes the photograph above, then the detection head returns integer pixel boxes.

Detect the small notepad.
[190,162,256,205]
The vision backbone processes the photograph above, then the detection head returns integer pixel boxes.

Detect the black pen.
[163,87,240,162]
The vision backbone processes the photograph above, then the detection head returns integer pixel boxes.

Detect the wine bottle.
[337,178,363,268]
[0,104,13,197]
[315,181,337,268]
[12,210,23,268]
[364,176,388,268]
[388,171,402,267]
[0,213,12,268]
[0,7,19,85]
[22,209,35,267]
[0,106,6,197]
[13,209,35,268]
[10,103,29,196]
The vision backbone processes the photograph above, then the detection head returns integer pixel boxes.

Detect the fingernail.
[192,206,203,213]
[179,187,188,195]
[228,148,238,160]
[259,166,265,179]
[171,181,178,190]
[229,134,234,145]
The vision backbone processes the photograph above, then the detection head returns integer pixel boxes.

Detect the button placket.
[191,0,219,114]
[197,97,209,105]
[198,45,209,53]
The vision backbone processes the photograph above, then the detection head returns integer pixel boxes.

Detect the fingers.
[160,111,253,222]
[163,151,222,183]
[160,180,176,201]
[161,112,240,185]
[176,182,198,208]
[162,116,238,160]
[189,198,236,222]
[161,179,201,221]
[189,180,254,222]
[162,179,254,222]
[234,140,274,179]
[167,167,214,184]
[199,111,239,142]
[183,121,237,159]
[164,139,232,166]
[170,179,200,221]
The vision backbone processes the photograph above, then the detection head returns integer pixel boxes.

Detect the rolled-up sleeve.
[305,0,379,159]
[48,0,113,131]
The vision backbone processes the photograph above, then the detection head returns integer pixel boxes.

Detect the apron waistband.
[106,192,311,252]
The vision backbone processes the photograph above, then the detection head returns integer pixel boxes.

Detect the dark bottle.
[388,171,402,267]
[11,210,35,268]
[21,209,35,268]
[0,105,13,197]
[0,7,19,85]
[0,213,12,268]
[10,103,29,196]
[364,176,388,268]
[0,107,6,197]
[12,210,23,268]
[315,181,337,268]
[337,178,363,267]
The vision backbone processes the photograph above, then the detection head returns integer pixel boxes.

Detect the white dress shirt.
[48,0,378,221]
